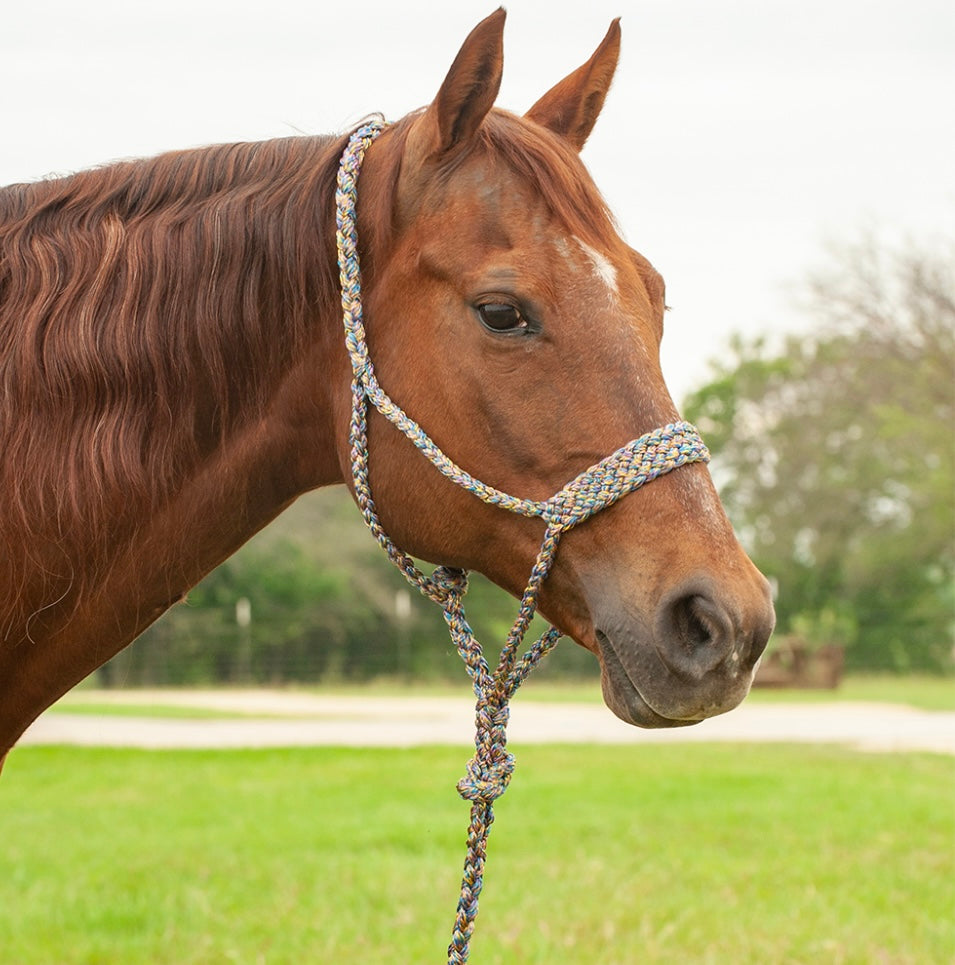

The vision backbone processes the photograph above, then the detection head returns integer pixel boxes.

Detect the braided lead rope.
[335,121,710,963]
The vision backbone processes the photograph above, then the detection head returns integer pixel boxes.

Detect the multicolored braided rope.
[335,120,710,964]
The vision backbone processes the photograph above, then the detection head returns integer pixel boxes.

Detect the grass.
[745,674,955,711]
[53,673,955,718]
[44,701,272,720]
[523,674,955,711]
[1,744,952,963]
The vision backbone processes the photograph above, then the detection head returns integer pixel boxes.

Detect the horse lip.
[596,629,702,729]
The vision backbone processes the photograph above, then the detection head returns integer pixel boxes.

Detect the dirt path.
[18,690,955,754]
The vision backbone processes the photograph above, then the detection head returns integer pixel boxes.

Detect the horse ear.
[411,8,505,160]
[525,19,621,151]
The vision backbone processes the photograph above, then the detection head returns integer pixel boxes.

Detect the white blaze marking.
[574,237,619,298]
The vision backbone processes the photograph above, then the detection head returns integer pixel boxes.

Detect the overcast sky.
[2,0,952,401]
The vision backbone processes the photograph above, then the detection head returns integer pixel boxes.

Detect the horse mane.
[0,132,350,634]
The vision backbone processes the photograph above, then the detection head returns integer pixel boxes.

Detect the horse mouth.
[595,630,707,729]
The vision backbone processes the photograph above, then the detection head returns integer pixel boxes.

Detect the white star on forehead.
[574,236,619,298]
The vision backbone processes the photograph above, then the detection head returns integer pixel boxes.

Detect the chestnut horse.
[0,11,774,771]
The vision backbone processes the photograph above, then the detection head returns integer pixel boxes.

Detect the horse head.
[335,10,775,727]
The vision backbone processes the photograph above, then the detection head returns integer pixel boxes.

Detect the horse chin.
[597,630,718,730]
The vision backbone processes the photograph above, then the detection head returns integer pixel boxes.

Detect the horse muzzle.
[593,572,775,728]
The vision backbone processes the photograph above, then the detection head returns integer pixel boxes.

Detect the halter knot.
[456,753,515,803]
[458,723,515,805]
[456,697,513,803]
[431,566,470,602]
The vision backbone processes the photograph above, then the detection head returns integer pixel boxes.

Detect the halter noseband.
[335,119,709,964]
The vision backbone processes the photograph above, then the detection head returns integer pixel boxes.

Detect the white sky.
[2,0,952,402]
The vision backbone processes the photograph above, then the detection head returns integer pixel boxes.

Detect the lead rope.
[335,120,710,963]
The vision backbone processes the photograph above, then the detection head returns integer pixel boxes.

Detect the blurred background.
[3,0,951,686]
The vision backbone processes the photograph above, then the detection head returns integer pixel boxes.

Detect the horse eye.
[477,303,528,334]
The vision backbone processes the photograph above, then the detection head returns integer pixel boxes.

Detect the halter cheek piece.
[336,120,709,964]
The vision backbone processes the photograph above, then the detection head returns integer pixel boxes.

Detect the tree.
[684,235,954,672]
[100,485,578,686]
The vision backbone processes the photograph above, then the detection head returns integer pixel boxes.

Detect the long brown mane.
[0,132,352,636]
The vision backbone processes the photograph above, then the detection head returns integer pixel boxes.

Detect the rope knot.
[431,566,469,602]
[456,751,515,803]
[457,696,513,803]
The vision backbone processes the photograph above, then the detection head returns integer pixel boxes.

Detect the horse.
[0,10,775,773]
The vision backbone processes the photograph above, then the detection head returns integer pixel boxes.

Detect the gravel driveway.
[19,690,955,755]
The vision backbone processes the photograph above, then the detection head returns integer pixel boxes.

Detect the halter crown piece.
[336,120,710,963]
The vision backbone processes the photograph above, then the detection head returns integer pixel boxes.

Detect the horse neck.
[0,135,358,677]
[0,131,378,753]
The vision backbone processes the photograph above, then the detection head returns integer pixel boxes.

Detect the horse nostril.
[672,595,719,650]
[658,588,737,680]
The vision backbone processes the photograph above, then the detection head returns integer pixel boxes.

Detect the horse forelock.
[381,109,618,254]
[476,110,618,251]
[0,133,348,633]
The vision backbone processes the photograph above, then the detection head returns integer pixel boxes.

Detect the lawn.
[1,744,951,963]
[522,674,955,711]
[53,673,955,718]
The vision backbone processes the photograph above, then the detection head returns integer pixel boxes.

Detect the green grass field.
[1,743,951,964]
[522,674,955,711]
[53,674,955,718]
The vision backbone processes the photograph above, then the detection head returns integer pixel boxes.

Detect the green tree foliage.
[684,236,954,672]
[103,485,589,686]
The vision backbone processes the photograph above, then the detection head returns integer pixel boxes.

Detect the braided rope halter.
[336,120,710,963]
